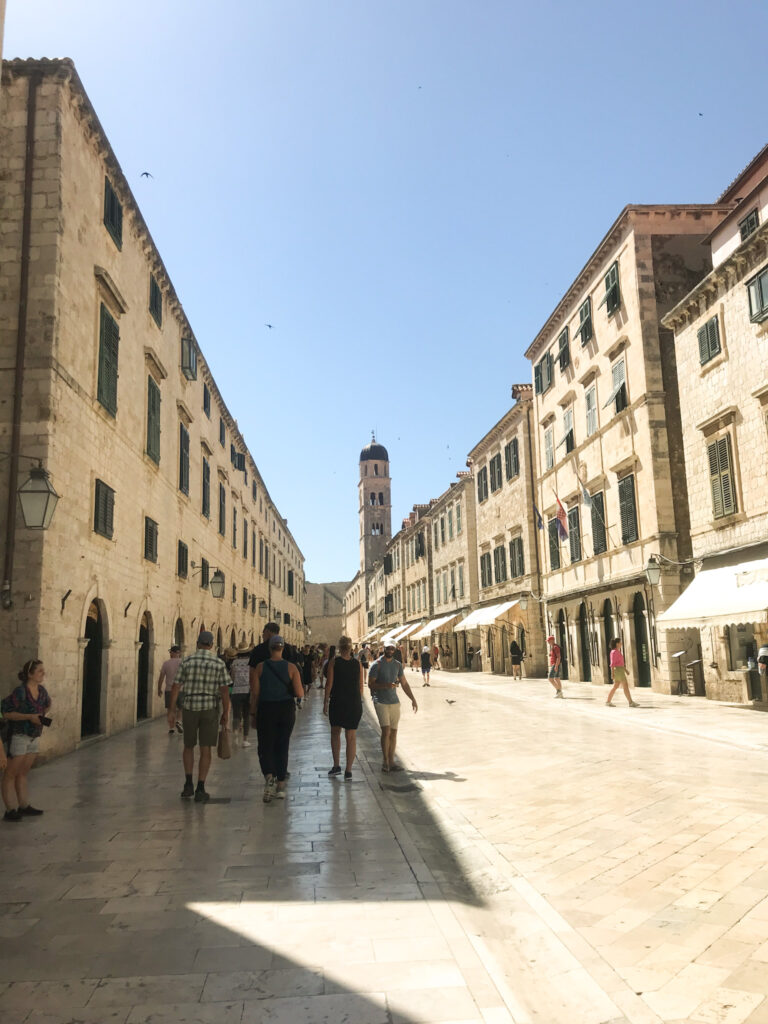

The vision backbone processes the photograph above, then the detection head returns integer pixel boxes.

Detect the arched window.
[379,492,384,505]
[374,464,379,476]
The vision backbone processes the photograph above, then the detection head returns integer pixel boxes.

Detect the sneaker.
[629,701,639,707]
[242,740,251,748]
[3,809,22,822]
[605,701,614,707]
[554,690,564,698]
[263,776,274,803]
[18,805,43,816]
[344,771,352,782]
[274,786,286,800]
[328,765,342,777]
[194,788,210,803]
[181,781,194,800]
[168,729,175,735]
[175,722,183,734]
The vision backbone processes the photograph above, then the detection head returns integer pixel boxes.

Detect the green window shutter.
[591,493,607,554]
[710,435,736,517]
[707,317,720,360]
[97,304,120,416]
[697,325,709,365]
[568,507,581,562]
[94,479,115,538]
[618,475,638,544]
[558,329,570,371]
[149,274,162,327]
[177,540,188,578]
[179,423,189,494]
[219,484,226,535]
[708,440,723,518]
[505,443,512,480]
[202,458,210,517]
[534,363,542,394]
[146,377,161,463]
[144,517,158,562]
[103,178,123,249]
[548,519,560,571]
[517,537,525,577]
[511,438,519,476]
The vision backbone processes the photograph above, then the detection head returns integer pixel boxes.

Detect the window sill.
[699,349,728,377]
[143,452,160,471]
[710,510,747,530]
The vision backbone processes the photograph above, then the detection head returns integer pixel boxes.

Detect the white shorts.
[374,702,401,729]
[9,733,40,757]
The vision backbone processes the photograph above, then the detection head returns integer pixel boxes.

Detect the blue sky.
[5,0,767,582]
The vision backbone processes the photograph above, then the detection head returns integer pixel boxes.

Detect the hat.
[269,635,285,648]
[383,640,396,650]
[170,645,181,654]
[198,631,214,646]
[547,635,555,643]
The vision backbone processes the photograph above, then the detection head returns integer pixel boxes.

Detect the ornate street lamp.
[645,556,661,587]
[17,464,59,529]
[259,599,268,617]
[209,570,226,599]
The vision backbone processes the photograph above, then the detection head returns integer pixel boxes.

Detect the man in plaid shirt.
[170,631,230,802]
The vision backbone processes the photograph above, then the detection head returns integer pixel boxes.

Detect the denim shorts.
[9,733,40,757]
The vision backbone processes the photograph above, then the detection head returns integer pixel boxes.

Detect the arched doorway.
[137,611,153,720]
[578,603,591,682]
[81,601,103,737]
[216,627,223,654]
[557,610,569,680]
[174,617,184,652]
[602,599,615,684]
[230,628,237,649]
[633,593,652,687]
[500,625,509,675]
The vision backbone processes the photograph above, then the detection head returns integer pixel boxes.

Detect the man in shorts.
[157,645,183,735]
[170,631,230,802]
[547,635,563,697]
[368,642,418,773]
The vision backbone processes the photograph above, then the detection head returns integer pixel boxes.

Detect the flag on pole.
[556,496,569,541]
[532,504,544,531]
[580,482,592,509]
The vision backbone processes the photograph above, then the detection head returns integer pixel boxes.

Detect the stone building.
[304,581,347,647]
[0,59,304,758]
[660,145,768,702]
[525,203,729,693]
[465,385,547,677]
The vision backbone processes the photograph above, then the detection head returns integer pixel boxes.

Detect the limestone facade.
[662,147,768,701]
[304,581,347,647]
[525,205,730,693]
[0,60,304,759]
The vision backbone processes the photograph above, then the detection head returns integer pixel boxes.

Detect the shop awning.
[397,622,423,640]
[380,622,420,645]
[454,600,519,631]
[411,612,462,640]
[361,626,384,642]
[658,558,768,629]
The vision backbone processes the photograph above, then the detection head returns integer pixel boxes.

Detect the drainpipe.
[2,72,40,610]
[525,404,546,653]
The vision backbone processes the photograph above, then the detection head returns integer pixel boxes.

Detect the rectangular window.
[557,328,570,371]
[149,274,162,327]
[489,453,502,492]
[568,507,581,562]
[433,521,439,549]
[103,177,122,249]
[232,506,237,549]
[242,587,248,609]
[146,376,161,463]
[252,480,258,502]
[481,552,493,588]
[200,558,210,588]
[504,438,520,480]
[548,518,561,571]
[201,458,210,517]
[575,297,593,346]
[177,540,188,578]
[180,337,197,380]
[97,303,120,416]
[456,502,462,534]
[557,408,575,454]
[509,536,525,578]
[600,260,621,316]
[219,418,226,447]
[493,545,508,583]
[144,517,158,562]
[534,351,554,395]
[93,479,115,539]
[287,569,294,597]
[739,208,759,241]
[477,466,489,502]
[440,516,446,543]
[544,426,554,471]
[178,423,190,495]
[708,435,737,519]
[585,385,597,437]
[203,383,211,418]
[448,508,454,538]
[747,266,768,322]
[252,527,256,568]
[232,583,236,604]
[218,483,226,536]
[450,568,455,599]
[243,518,248,560]
[697,315,721,365]
[442,572,448,603]
[618,474,639,544]
[603,358,627,413]
[264,543,269,579]
[591,492,607,555]
[458,563,465,597]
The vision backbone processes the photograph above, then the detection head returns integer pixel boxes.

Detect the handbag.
[217,726,231,760]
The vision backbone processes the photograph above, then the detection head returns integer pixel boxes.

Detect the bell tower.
[359,433,392,575]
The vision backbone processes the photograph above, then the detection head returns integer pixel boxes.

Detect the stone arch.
[137,609,154,720]
[80,595,109,738]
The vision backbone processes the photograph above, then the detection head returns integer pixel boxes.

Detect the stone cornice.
[467,395,529,461]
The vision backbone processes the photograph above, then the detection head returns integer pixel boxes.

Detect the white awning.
[380,625,404,645]
[381,622,420,645]
[361,626,384,642]
[411,612,461,640]
[454,600,519,631]
[397,622,423,640]
[658,558,768,629]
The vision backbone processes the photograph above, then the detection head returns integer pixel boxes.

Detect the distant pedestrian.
[547,635,563,697]
[421,645,432,686]
[359,644,371,684]
[229,648,252,746]
[606,638,638,707]
[324,636,364,780]
[410,648,419,673]
[251,636,303,802]
[301,645,315,697]
[395,643,404,664]
[321,645,336,690]
[509,639,523,679]
[157,645,183,735]
[170,631,230,803]
[1,659,51,821]
[369,642,418,773]
[432,644,440,670]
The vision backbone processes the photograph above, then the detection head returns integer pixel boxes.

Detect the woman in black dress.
[324,636,364,781]
[509,639,523,678]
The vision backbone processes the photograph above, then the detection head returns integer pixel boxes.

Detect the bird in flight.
[445,699,456,705]
[140,171,153,178]
[264,323,274,329]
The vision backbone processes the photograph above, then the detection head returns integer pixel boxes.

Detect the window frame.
[557,327,570,372]
[697,315,721,365]
[617,474,639,545]
[178,422,190,495]
[202,457,210,518]
[144,516,159,563]
[557,407,575,454]
[93,479,115,539]
[103,177,123,249]
[146,376,161,464]
[509,536,525,578]
[534,351,554,395]
[97,303,120,417]
[739,208,759,241]
[149,273,162,328]
[203,383,211,418]
[489,453,503,493]
[602,357,628,414]
[544,426,554,471]
[177,540,188,579]
[585,384,597,437]
[548,518,561,571]
[599,260,621,317]
[708,433,737,519]
[504,438,520,480]
[747,266,768,323]
[477,466,489,503]
[590,491,607,555]
[574,297,593,346]
[568,506,581,562]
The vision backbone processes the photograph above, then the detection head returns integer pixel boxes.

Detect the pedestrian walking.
[547,635,564,697]
[170,631,230,803]
[229,648,252,746]
[368,642,418,773]
[157,645,183,735]
[432,644,440,670]
[410,648,419,673]
[605,638,638,707]
[509,639,523,679]
[324,636,364,781]
[421,645,432,686]
[301,645,315,697]
[1,659,51,821]
[359,644,371,684]
[251,635,303,803]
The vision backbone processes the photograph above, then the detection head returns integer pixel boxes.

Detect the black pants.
[231,694,251,737]
[255,700,295,781]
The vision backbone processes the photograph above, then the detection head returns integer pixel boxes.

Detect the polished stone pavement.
[1,672,768,1024]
